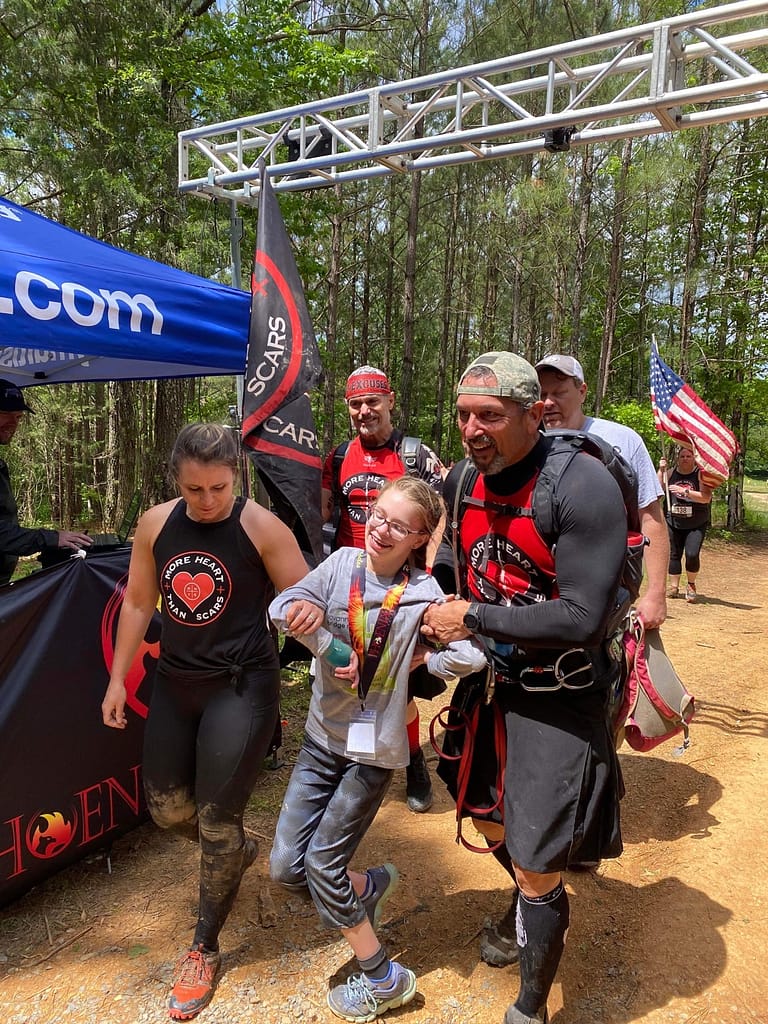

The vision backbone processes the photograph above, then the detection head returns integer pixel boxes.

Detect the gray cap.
[457,351,540,404]
[535,353,585,383]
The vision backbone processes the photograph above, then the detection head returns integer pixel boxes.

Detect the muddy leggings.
[270,732,393,929]
[142,665,280,951]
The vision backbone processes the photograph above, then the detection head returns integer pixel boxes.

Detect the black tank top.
[153,496,278,676]
[667,468,711,531]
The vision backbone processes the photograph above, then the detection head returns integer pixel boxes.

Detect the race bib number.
[670,504,692,516]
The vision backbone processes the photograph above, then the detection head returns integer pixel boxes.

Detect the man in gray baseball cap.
[0,379,91,585]
[424,350,627,1024]
[534,353,585,384]
[535,353,668,630]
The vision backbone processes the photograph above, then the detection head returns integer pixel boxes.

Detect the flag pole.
[651,335,671,506]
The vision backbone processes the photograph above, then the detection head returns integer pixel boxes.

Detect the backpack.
[325,434,423,554]
[612,612,695,752]
[449,429,647,622]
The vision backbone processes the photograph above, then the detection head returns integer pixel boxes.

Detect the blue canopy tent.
[0,197,250,385]
[0,199,255,906]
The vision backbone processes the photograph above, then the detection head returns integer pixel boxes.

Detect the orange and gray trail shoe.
[168,944,221,1020]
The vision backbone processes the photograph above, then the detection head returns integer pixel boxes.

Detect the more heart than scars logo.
[171,571,215,611]
[161,552,232,626]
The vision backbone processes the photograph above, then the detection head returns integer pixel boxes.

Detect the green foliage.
[599,400,664,460]
[745,420,768,475]
[1,0,766,532]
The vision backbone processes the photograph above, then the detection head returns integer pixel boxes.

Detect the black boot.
[406,747,433,813]
[481,890,520,967]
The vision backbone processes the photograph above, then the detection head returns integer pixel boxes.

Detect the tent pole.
[228,199,251,498]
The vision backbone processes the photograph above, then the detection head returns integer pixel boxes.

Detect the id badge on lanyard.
[346,709,378,757]
[346,552,409,755]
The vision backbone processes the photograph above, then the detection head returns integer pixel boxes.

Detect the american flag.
[650,343,737,488]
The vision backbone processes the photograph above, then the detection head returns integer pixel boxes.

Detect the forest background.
[2,0,768,545]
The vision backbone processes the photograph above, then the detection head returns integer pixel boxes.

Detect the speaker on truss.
[543,126,574,152]
[285,127,334,165]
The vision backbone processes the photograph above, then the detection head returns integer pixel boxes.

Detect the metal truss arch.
[178,0,768,203]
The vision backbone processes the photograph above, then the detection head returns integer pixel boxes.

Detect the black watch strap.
[463,602,482,633]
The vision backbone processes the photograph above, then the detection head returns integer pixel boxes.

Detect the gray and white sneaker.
[504,1005,549,1024]
[327,962,417,1022]
[362,863,399,930]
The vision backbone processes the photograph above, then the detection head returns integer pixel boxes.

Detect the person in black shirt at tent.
[0,379,91,584]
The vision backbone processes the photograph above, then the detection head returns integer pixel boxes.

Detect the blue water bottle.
[325,637,352,668]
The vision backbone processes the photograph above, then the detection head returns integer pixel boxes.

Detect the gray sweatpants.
[269,732,393,929]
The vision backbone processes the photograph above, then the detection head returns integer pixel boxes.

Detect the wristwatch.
[463,603,482,633]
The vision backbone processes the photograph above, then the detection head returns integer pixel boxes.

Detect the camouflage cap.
[457,351,540,404]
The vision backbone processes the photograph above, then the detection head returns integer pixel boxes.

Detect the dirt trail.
[1,535,767,1024]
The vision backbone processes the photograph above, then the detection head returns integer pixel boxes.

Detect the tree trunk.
[679,125,712,372]
[323,189,344,453]
[570,146,594,352]
[435,178,460,455]
[596,137,632,413]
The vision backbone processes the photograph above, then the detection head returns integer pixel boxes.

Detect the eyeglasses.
[367,505,427,542]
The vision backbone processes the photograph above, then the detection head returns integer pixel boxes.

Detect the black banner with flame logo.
[0,550,160,907]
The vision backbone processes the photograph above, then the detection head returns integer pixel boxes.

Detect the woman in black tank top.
[101,424,308,1020]
[658,445,713,603]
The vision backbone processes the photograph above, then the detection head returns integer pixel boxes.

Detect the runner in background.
[658,445,713,603]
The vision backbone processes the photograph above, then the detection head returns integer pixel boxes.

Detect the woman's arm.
[101,505,167,728]
[241,500,310,591]
[668,481,713,504]
[681,482,714,504]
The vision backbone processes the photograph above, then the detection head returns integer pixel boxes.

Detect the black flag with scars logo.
[242,161,324,563]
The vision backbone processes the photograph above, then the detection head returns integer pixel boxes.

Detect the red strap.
[430,696,507,853]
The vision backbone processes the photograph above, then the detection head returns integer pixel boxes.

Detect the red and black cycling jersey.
[322,431,443,549]
[459,468,556,606]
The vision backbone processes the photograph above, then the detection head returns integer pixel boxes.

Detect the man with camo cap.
[424,351,627,1024]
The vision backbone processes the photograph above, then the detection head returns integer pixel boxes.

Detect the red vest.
[461,471,557,605]
[329,437,407,549]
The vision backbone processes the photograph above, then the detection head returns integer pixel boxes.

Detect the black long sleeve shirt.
[0,458,57,585]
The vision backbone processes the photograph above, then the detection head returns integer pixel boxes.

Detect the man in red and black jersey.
[321,366,445,814]
[424,352,627,1024]
[321,366,444,550]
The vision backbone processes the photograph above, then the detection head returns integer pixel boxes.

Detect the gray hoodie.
[269,547,487,769]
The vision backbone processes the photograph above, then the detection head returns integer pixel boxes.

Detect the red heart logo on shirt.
[171,572,215,611]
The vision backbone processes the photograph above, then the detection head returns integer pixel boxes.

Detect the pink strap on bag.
[614,613,695,753]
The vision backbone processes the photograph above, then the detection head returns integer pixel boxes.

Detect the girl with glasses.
[268,476,486,1022]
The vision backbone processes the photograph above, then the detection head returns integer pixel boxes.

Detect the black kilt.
[436,668,624,873]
